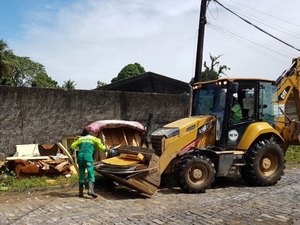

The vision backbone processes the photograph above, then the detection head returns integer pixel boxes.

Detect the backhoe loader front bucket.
[291,121,300,143]
[282,120,300,150]
[94,146,161,196]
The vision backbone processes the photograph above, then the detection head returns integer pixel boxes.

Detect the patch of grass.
[0,174,78,192]
[285,145,300,163]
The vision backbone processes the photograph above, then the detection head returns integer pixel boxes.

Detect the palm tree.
[62,79,76,90]
[0,40,18,78]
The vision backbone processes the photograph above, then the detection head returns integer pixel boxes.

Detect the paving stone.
[0,169,299,225]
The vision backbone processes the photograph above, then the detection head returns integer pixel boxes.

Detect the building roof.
[97,72,191,94]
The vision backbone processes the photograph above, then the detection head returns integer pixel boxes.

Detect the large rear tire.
[177,155,216,193]
[241,139,284,186]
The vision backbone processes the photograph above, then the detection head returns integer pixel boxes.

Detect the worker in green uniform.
[70,129,107,198]
[231,97,242,124]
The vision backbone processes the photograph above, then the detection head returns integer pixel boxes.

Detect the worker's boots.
[79,183,84,198]
[87,181,98,198]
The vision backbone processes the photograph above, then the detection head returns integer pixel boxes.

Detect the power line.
[208,23,290,64]
[223,0,300,40]
[207,0,220,20]
[212,0,300,52]
[227,0,300,28]
[208,22,291,59]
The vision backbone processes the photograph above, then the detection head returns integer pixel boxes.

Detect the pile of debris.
[4,143,73,178]
[0,153,5,173]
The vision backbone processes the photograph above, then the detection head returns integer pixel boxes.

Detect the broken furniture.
[6,144,70,178]
[84,119,145,161]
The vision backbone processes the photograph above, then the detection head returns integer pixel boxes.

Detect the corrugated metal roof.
[96,72,191,94]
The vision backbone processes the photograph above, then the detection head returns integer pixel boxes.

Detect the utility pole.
[194,0,208,83]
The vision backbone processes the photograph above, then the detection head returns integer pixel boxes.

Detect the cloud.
[11,0,300,89]
[12,0,200,88]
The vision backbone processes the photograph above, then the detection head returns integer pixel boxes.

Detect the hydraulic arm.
[275,57,300,150]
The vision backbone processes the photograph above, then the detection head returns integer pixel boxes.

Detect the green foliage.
[285,145,300,163]
[0,40,19,78]
[191,54,230,83]
[201,54,230,82]
[97,80,107,88]
[111,62,145,83]
[200,68,219,82]
[31,72,59,88]
[0,40,59,88]
[0,77,14,86]
[0,175,78,192]
[62,79,76,90]
[0,176,47,192]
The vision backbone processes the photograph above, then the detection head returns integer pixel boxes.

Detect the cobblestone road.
[1,167,300,225]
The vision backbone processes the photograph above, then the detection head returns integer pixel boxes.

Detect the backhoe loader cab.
[192,78,281,150]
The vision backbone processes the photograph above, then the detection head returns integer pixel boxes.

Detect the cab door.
[225,82,257,149]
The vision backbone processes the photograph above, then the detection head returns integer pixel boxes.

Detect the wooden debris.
[119,153,145,162]
[102,153,145,166]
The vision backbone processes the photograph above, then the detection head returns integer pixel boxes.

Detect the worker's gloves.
[107,148,118,158]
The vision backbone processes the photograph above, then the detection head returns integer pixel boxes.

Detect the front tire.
[241,139,284,186]
[177,155,216,193]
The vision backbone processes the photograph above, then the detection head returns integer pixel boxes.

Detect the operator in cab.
[231,96,242,123]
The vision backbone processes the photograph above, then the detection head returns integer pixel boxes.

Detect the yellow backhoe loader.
[95,57,300,196]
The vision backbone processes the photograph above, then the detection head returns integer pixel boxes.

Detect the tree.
[97,80,107,88]
[0,40,59,88]
[13,56,58,88]
[62,79,76,90]
[32,72,59,88]
[191,54,230,83]
[0,40,18,78]
[111,63,145,83]
[4,56,59,88]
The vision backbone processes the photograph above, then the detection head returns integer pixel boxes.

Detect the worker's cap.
[81,129,90,136]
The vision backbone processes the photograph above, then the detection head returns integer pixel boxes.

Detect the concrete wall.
[2,85,296,157]
[0,86,190,156]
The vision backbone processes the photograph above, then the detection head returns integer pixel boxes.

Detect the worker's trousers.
[77,157,95,184]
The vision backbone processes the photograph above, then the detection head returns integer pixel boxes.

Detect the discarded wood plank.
[57,142,79,174]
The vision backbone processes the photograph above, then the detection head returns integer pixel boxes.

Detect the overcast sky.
[1,0,300,89]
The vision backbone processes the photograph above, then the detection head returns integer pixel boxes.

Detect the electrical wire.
[212,0,300,52]
[210,24,290,63]
[207,21,293,59]
[227,0,300,28]
[222,0,300,40]
[208,22,290,64]
[208,0,220,20]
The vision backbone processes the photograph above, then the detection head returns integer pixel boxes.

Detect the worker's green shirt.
[231,103,242,124]
[71,135,107,161]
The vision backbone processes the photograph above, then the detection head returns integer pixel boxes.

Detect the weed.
[0,174,78,192]
[285,145,300,163]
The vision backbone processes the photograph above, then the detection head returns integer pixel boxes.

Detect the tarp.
[85,120,145,136]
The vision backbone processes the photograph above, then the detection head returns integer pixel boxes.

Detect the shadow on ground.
[157,173,249,195]
[0,174,249,200]
[96,173,249,197]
